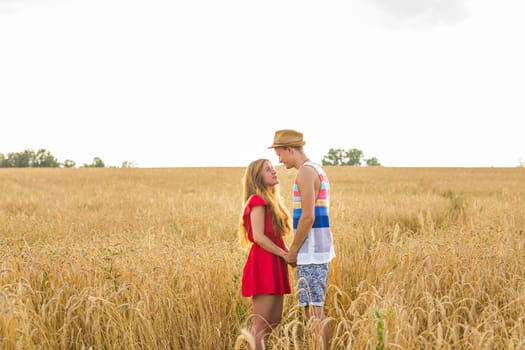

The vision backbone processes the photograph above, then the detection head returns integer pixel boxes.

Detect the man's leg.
[297,264,330,349]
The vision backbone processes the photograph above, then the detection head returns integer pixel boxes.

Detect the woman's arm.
[250,205,287,258]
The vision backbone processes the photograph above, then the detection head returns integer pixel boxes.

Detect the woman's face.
[261,160,278,188]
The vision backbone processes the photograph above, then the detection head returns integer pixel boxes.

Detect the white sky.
[1,0,524,168]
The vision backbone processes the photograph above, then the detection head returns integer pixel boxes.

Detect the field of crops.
[1,166,524,349]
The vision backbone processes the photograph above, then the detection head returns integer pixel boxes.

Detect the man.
[269,129,336,349]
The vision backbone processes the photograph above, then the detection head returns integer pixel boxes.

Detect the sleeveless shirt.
[293,161,336,265]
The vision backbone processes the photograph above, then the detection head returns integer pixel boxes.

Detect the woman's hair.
[239,158,291,247]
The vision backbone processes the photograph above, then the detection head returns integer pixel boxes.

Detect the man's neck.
[295,155,310,169]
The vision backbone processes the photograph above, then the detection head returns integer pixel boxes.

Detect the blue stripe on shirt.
[293,206,329,218]
[293,215,330,229]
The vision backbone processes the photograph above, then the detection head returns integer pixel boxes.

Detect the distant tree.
[322,148,380,167]
[63,159,76,168]
[347,148,364,166]
[6,149,35,167]
[1,148,73,168]
[33,149,60,167]
[322,148,349,166]
[93,157,105,167]
[365,157,381,166]
[83,157,105,168]
[121,160,137,168]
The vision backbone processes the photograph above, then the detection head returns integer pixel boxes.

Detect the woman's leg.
[251,294,284,350]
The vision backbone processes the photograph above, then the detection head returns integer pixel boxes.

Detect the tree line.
[0,149,108,168]
[1,148,380,168]
[322,148,381,166]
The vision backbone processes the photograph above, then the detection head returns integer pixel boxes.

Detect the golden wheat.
[1,167,524,349]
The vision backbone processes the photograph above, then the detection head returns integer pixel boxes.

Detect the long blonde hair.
[239,159,291,247]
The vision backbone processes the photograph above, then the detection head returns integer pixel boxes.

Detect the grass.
[1,166,524,349]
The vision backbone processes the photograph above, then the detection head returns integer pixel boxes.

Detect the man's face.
[274,147,293,169]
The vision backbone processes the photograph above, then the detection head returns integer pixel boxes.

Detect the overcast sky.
[1,0,523,167]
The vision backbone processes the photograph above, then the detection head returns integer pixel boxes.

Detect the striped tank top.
[293,161,336,265]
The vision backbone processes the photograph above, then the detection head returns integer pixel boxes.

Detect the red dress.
[241,195,291,297]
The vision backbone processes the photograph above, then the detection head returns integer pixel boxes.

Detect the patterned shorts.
[297,263,329,307]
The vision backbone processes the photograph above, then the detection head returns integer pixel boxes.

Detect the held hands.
[283,251,298,268]
[279,246,297,267]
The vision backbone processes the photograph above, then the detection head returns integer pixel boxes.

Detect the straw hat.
[268,129,305,148]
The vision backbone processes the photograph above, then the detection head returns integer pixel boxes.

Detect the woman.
[239,158,292,350]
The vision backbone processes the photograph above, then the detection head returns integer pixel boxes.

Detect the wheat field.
[1,166,524,349]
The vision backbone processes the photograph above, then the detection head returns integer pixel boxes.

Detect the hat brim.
[268,141,305,149]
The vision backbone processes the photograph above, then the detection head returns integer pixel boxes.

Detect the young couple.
[240,129,336,350]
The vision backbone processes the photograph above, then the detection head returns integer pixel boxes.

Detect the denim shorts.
[297,263,329,307]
